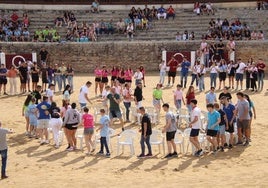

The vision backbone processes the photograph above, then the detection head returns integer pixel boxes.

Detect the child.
[173,84,186,110]
[96,109,111,158]
[27,98,38,138]
[82,107,95,155]
[214,103,228,151]
[206,103,221,154]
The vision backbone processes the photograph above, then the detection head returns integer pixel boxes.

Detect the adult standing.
[200,38,209,67]
[159,60,166,85]
[36,96,51,145]
[138,107,152,158]
[30,62,40,92]
[218,86,232,102]
[190,60,199,88]
[66,64,74,92]
[134,82,144,110]
[256,58,266,91]
[218,59,227,90]
[41,64,48,93]
[133,67,143,86]
[188,99,203,156]
[227,60,236,89]
[162,103,178,158]
[180,57,191,88]
[59,63,67,90]
[46,83,55,105]
[6,65,18,95]
[167,56,179,87]
[0,121,14,179]
[122,83,132,123]
[226,38,235,61]
[0,63,8,95]
[49,102,62,148]
[54,64,62,92]
[106,87,124,131]
[235,58,246,91]
[209,61,218,88]
[39,47,49,66]
[63,103,81,151]
[185,85,195,113]
[236,92,250,146]
[18,61,28,93]
[78,81,93,109]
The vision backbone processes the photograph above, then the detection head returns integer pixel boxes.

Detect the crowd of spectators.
[201,17,265,41]
[33,26,60,42]
[0,11,31,42]
[194,2,215,16]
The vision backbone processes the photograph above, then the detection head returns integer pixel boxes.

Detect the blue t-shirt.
[0,68,7,79]
[36,101,51,120]
[207,110,220,131]
[223,103,235,122]
[181,61,191,74]
[206,92,216,104]
[99,115,110,137]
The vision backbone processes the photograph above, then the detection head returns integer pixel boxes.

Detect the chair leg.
[80,138,83,150]
[158,145,161,154]
[162,143,165,154]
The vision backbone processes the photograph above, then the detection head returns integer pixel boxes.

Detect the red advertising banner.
[5,54,32,69]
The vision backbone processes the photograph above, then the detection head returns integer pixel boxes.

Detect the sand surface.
[0,75,268,188]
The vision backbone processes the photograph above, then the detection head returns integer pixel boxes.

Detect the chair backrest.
[118,130,136,143]
[179,108,189,115]
[150,129,163,142]
[175,129,184,142]
[183,128,192,138]
[108,128,115,136]
[94,105,105,114]
[75,128,84,137]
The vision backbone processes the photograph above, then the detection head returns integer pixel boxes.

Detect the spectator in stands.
[193,2,201,15]
[89,24,97,41]
[99,19,106,34]
[143,5,151,19]
[157,5,167,20]
[221,18,229,32]
[23,13,30,28]
[116,18,125,34]
[258,30,264,40]
[63,11,71,25]
[182,30,189,40]
[129,7,137,23]
[189,31,195,40]
[91,0,100,13]
[0,27,4,41]
[251,30,257,40]
[244,28,251,40]
[175,32,182,41]
[141,16,149,30]
[53,31,61,42]
[93,20,100,36]
[200,2,207,15]
[226,37,236,61]
[134,16,142,30]
[39,47,49,66]
[55,15,64,27]
[126,23,134,41]
[65,29,73,41]
[151,6,158,19]
[106,19,114,35]
[67,13,77,29]
[21,28,30,41]
[13,28,21,41]
[206,2,214,15]
[167,5,175,20]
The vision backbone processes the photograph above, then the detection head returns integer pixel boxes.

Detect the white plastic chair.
[117,129,136,156]
[146,107,158,124]
[178,108,190,125]
[95,128,115,151]
[174,129,184,154]
[150,130,165,154]
[130,106,141,124]
[184,128,206,155]
[75,128,84,150]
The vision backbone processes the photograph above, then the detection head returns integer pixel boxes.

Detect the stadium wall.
[0,41,267,73]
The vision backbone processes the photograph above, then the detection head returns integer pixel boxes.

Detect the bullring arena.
[0,0,268,187]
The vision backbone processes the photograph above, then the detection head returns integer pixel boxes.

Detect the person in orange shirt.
[6,65,18,95]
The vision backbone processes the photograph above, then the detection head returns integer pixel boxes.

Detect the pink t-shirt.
[174,90,183,100]
[111,69,118,77]
[82,113,94,128]
[94,69,102,77]
[102,70,109,77]
[124,70,133,80]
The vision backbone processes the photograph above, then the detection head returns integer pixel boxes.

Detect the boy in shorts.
[162,103,178,158]
[214,103,228,151]
[206,103,221,154]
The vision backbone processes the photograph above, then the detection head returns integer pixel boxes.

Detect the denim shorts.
[84,127,94,135]
[218,125,226,135]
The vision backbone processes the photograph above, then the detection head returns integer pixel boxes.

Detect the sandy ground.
[0,74,268,188]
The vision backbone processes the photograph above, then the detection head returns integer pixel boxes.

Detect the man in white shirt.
[235,58,246,90]
[189,99,203,156]
[133,68,143,86]
[78,81,92,109]
[46,83,55,104]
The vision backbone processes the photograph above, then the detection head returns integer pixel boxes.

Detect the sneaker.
[145,153,153,158]
[223,143,228,148]
[164,153,173,158]
[91,149,95,153]
[105,153,111,158]
[172,152,178,157]
[243,141,249,146]
[44,140,49,144]
[213,150,218,155]
[66,145,71,150]
[67,147,74,151]
[55,145,59,149]
[220,146,224,152]
[97,151,104,155]
[137,154,145,158]
[198,150,204,156]
[121,127,125,131]
[249,138,252,142]
[3,92,8,95]
[236,141,243,146]
[228,144,233,149]
[40,140,45,145]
